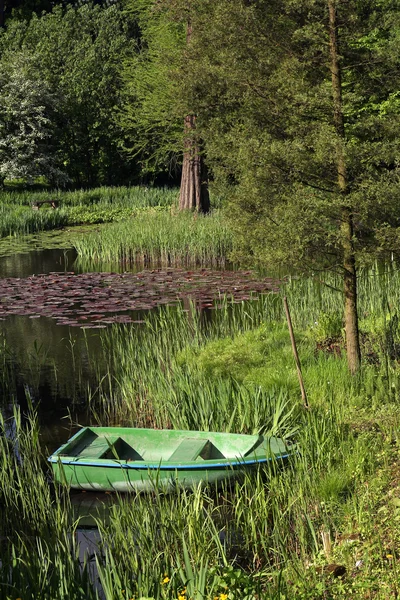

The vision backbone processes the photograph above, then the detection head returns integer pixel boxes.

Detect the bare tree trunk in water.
[328,0,361,374]
[179,114,210,212]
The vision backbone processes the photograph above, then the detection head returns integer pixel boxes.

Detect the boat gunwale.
[47,452,291,471]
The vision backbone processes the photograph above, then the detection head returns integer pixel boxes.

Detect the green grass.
[0,186,178,239]
[0,185,178,208]
[0,186,233,267]
[72,209,233,267]
[0,407,96,600]
[3,266,400,597]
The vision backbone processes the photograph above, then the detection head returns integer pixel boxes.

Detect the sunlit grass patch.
[72,209,233,266]
[0,186,178,240]
[3,263,400,597]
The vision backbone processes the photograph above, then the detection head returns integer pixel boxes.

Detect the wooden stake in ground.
[283,296,309,408]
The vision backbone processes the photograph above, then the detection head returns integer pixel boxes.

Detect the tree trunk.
[328,0,361,373]
[179,20,210,213]
[179,114,210,212]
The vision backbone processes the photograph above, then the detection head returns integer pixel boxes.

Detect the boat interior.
[57,428,261,463]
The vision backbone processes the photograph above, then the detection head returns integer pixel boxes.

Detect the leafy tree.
[121,0,209,210]
[184,0,400,372]
[0,0,118,27]
[0,53,67,186]
[0,0,54,27]
[0,2,133,186]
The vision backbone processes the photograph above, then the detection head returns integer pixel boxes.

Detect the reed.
[0,186,178,239]
[0,407,96,600]
[3,265,400,597]
[0,185,178,208]
[80,273,400,597]
[72,209,233,267]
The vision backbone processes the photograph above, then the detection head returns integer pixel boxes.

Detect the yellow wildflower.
[178,596,185,600]
[220,594,228,600]
[162,576,170,584]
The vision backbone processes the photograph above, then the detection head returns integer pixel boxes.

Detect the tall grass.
[73,210,233,267]
[0,407,96,600]
[0,186,178,239]
[3,266,400,597]
[0,185,178,208]
[283,261,400,330]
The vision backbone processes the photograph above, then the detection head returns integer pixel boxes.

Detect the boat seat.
[78,437,118,459]
[100,437,144,461]
[169,438,209,463]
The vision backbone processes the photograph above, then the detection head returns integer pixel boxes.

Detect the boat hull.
[48,427,291,492]
[50,461,266,492]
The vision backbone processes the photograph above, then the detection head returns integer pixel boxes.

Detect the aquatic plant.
[72,210,233,267]
[0,269,277,328]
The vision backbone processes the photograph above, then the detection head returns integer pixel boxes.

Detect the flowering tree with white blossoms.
[0,53,68,187]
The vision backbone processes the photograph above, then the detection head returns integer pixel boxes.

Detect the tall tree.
[185,0,400,373]
[178,17,209,211]
[328,0,360,370]
[121,0,210,211]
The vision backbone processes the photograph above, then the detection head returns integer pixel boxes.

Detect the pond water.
[0,247,138,450]
[0,247,77,279]
[0,243,278,455]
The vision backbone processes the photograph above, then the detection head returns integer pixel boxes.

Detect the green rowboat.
[48,426,292,492]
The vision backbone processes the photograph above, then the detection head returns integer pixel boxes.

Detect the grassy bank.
[2,266,400,598]
[0,186,233,268]
[0,186,178,238]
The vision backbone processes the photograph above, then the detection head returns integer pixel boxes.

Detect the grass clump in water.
[73,209,233,267]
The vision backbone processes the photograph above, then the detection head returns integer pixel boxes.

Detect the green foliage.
[180,0,400,271]
[0,2,134,187]
[177,323,301,392]
[0,52,67,186]
[307,311,344,344]
[120,0,187,175]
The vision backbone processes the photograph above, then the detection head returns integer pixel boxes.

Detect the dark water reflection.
[0,247,137,451]
[1,312,105,449]
[0,248,78,278]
